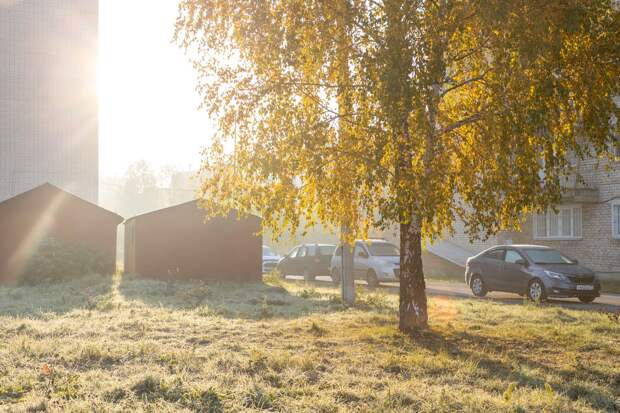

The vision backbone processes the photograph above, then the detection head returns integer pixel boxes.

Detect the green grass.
[0,273,618,412]
[424,273,464,283]
[601,279,620,295]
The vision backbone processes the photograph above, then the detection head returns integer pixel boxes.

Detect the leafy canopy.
[175,0,620,241]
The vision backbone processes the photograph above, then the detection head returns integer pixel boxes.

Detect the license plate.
[576,285,594,291]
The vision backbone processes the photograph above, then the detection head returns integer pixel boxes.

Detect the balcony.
[561,186,599,203]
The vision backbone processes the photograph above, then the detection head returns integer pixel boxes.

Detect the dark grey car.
[277,243,336,281]
[465,245,601,303]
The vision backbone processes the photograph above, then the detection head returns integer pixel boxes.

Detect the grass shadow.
[383,326,619,412]
[117,273,355,320]
[318,277,620,314]
[0,274,115,318]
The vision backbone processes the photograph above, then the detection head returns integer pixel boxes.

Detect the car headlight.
[544,270,568,281]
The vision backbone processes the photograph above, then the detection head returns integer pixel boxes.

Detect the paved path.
[284,275,620,312]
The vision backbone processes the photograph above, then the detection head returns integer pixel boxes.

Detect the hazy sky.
[98,1,213,176]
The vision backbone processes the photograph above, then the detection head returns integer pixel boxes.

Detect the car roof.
[485,244,551,250]
[333,239,395,247]
[508,244,553,250]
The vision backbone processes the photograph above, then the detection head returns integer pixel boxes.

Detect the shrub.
[18,238,113,286]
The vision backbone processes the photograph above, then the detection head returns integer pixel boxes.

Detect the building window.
[612,201,620,239]
[613,135,620,157]
[534,206,582,240]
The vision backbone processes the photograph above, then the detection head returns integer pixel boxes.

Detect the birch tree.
[176,0,620,332]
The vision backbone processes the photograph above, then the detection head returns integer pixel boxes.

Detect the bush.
[18,238,113,286]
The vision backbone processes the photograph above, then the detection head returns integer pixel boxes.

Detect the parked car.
[465,245,600,303]
[262,245,281,274]
[330,239,400,287]
[277,243,336,281]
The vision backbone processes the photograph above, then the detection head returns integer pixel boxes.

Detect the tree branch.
[440,73,487,97]
[439,112,485,135]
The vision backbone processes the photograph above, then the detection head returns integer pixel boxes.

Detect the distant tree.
[176,0,620,332]
[124,160,157,195]
[158,164,179,189]
[122,160,160,216]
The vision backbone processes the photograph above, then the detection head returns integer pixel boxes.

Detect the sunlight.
[98,1,214,177]
[6,189,70,282]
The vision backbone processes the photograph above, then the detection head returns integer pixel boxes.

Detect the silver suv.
[330,239,400,287]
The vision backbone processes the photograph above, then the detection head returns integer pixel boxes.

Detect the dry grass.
[0,273,618,412]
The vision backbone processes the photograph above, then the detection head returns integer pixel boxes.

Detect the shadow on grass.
[117,274,358,320]
[298,275,620,313]
[0,274,115,318]
[381,327,619,412]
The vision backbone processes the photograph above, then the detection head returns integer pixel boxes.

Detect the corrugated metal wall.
[124,202,262,281]
[0,184,122,283]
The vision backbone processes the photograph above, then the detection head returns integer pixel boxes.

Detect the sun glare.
[98,1,214,177]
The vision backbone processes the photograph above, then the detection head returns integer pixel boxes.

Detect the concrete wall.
[0,0,99,203]
[447,218,498,254]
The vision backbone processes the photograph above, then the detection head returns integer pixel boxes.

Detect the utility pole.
[336,1,355,307]
[340,225,355,306]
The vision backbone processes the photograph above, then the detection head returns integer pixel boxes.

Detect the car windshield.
[523,249,574,264]
[367,243,399,257]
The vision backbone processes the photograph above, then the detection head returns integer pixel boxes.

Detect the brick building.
[440,156,620,279]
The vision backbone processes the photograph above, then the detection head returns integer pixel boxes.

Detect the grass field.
[601,279,620,295]
[0,274,618,412]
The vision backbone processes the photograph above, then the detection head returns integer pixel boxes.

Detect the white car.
[329,239,400,287]
[262,245,281,274]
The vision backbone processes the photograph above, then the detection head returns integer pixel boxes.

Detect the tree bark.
[399,218,428,332]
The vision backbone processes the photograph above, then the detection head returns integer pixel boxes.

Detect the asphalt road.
[284,275,620,312]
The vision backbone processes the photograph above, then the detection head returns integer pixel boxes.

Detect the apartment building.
[0,0,99,203]
[442,155,620,277]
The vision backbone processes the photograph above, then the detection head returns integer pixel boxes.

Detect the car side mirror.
[515,259,527,267]
[358,251,369,258]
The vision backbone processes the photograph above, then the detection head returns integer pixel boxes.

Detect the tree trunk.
[399,219,428,332]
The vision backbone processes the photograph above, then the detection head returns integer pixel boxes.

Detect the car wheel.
[303,269,314,283]
[470,274,487,297]
[367,270,379,288]
[527,278,546,302]
[578,296,596,304]
[331,268,341,285]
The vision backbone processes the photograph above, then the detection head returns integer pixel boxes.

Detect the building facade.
[442,157,620,278]
[529,157,620,276]
[0,0,99,203]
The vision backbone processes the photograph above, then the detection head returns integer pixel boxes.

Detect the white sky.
[98,0,213,176]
